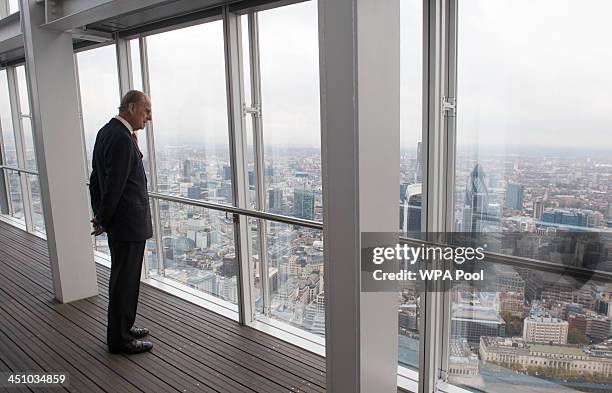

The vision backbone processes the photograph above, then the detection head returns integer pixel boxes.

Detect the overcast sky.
[77,0,612,152]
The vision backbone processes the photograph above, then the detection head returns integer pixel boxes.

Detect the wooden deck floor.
[0,221,327,393]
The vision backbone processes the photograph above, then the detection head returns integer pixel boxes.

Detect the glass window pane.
[95,233,110,256]
[15,66,29,115]
[145,199,159,276]
[130,39,143,92]
[159,201,237,305]
[398,0,423,374]
[257,1,322,221]
[0,70,16,167]
[28,174,45,233]
[146,21,232,205]
[452,0,612,391]
[7,170,23,222]
[21,118,36,171]
[8,0,18,14]
[240,14,257,210]
[259,220,324,336]
[77,45,120,173]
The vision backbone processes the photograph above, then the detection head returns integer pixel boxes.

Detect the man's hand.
[90,218,105,236]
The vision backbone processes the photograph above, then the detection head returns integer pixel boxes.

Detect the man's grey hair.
[118,90,148,113]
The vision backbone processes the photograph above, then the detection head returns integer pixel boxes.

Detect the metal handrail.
[148,191,323,230]
[0,164,38,176]
[399,235,612,283]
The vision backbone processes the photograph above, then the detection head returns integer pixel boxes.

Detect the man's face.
[128,97,152,131]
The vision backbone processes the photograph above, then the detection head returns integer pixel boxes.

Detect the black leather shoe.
[109,340,153,354]
[130,327,149,339]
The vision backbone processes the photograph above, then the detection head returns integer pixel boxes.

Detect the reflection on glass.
[449,261,612,393]
[76,45,120,172]
[452,1,612,391]
[0,70,16,167]
[258,1,322,221]
[28,174,44,233]
[398,0,423,373]
[454,0,612,241]
[146,21,232,205]
[158,201,237,304]
[258,220,324,336]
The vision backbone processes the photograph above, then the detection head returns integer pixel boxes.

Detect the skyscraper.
[223,165,232,181]
[462,164,490,232]
[400,183,421,233]
[415,141,422,183]
[533,198,544,220]
[293,189,315,220]
[268,189,283,212]
[505,183,524,210]
[183,159,192,179]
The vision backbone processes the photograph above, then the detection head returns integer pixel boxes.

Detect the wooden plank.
[0,224,327,376]
[0,263,210,393]
[0,221,333,393]
[0,255,287,393]
[0,301,105,393]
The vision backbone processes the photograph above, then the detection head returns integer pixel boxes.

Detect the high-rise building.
[268,189,283,211]
[400,183,421,233]
[451,304,506,348]
[293,189,315,220]
[504,183,524,210]
[183,159,192,179]
[187,186,203,199]
[248,170,255,190]
[523,316,568,344]
[223,165,232,181]
[415,141,422,183]
[586,316,612,343]
[533,198,544,220]
[462,164,497,232]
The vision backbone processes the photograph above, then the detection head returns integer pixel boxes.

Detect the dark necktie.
[131,132,143,159]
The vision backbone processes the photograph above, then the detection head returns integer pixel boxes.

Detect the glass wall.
[146,21,231,205]
[450,1,612,392]
[0,65,44,233]
[159,201,237,304]
[398,0,424,373]
[76,45,120,173]
[257,1,322,221]
[15,66,36,171]
[76,44,120,256]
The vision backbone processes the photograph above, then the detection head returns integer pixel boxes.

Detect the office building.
[523,316,569,344]
[504,183,524,210]
[293,189,315,220]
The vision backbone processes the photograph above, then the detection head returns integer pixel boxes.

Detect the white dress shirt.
[114,115,134,135]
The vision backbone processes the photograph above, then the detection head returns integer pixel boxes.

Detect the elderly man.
[89,90,154,354]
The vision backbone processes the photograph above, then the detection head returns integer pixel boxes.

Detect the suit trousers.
[107,238,146,350]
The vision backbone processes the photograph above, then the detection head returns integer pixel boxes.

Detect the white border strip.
[251,316,326,357]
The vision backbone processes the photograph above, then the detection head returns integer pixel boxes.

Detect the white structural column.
[20,0,98,302]
[320,0,400,392]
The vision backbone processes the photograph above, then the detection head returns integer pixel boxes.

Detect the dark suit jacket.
[89,118,153,241]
